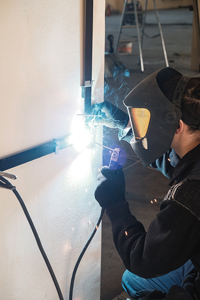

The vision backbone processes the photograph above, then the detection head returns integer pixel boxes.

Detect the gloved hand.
[86,101,129,130]
[94,166,126,208]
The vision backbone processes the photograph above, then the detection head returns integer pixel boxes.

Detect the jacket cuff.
[106,201,132,223]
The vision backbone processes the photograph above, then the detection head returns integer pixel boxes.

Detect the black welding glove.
[87,101,129,130]
[94,166,126,208]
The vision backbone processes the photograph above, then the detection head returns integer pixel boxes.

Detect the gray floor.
[101,7,200,300]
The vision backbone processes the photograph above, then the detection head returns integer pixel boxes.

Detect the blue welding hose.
[69,207,105,300]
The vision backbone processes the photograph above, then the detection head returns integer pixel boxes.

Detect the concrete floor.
[101,7,200,300]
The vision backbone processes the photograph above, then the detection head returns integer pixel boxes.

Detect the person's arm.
[106,183,200,278]
[95,169,200,279]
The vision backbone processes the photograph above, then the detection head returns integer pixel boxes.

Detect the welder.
[91,67,200,300]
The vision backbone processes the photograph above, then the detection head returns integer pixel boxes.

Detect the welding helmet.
[123,67,193,166]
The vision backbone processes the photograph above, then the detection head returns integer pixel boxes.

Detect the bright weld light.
[70,114,93,152]
[72,129,91,151]
[69,148,92,180]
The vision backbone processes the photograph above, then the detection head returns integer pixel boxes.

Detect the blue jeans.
[122,260,194,299]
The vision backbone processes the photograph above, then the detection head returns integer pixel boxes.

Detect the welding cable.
[69,207,105,300]
[0,176,64,300]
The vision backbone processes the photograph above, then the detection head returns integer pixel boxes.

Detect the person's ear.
[175,119,184,134]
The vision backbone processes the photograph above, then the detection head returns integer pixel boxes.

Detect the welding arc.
[69,207,105,300]
[0,176,64,300]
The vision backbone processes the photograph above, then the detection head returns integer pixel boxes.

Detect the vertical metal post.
[114,0,128,54]
[134,0,144,72]
[83,0,94,113]
[153,0,169,67]
[191,0,200,71]
[141,0,148,49]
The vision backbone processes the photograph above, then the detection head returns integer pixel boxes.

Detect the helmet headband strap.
[171,75,190,109]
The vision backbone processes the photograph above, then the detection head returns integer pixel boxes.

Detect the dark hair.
[182,78,200,133]
[158,72,200,134]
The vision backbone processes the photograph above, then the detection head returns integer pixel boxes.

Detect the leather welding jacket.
[106,142,200,300]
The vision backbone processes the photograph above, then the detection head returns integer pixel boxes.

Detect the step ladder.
[114,0,169,72]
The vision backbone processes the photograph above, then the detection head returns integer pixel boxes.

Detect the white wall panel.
[0,1,105,299]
